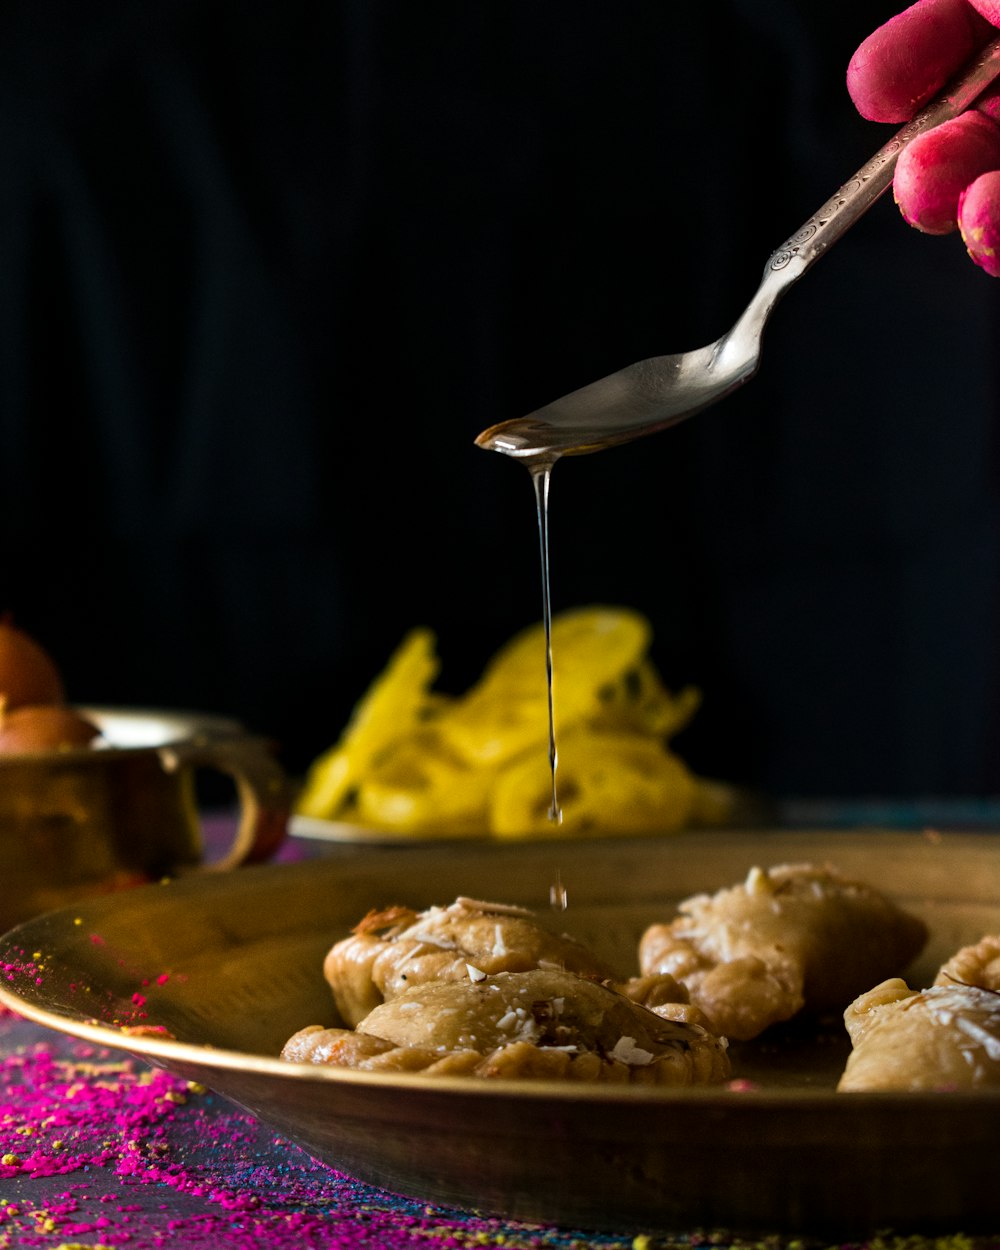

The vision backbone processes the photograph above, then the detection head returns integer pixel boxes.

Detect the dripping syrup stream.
[530,461,562,826]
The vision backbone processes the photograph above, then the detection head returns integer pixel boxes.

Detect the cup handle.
[158,737,291,870]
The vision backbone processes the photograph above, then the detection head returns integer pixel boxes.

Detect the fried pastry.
[838,977,1000,1091]
[935,934,1000,992]
[323,896,619,1027]
[637,863,927,1040]
[282,966,731,1084]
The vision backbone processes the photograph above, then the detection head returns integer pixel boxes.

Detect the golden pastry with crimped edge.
[283,966,731,1085]
[637,863,928,1041]
[838,977,1000,1092]
[323,896,620,1028]
[935,933,1000,991]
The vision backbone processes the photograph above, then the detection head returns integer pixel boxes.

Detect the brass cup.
[0,707,290,930]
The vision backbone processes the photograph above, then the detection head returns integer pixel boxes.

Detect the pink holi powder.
[1,944,186,1032]
[0,1029,633,1250]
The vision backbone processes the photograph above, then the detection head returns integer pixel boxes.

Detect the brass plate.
[2,829,999,1237]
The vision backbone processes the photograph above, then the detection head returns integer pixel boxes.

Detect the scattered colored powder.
[724,1079,760,1094]
[0,1015,645,1250]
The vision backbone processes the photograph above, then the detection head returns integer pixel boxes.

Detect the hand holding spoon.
[475,37,1000,463]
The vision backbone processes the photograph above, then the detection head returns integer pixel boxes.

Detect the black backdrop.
[3,0,999,800]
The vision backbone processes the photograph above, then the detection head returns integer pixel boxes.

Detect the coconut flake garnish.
[744,866,771,895]
[466,963,487,982]
[955,1016,1000,1061]
[609,1036,656,1066]
[453,897,533,917]
[403,929,459,951]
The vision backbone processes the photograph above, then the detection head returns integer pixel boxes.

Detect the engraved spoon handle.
[768,34,1000,278]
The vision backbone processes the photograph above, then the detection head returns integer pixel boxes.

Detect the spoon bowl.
[476,37,1000,463]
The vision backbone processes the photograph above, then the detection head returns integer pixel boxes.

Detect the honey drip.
[529,459,562,827]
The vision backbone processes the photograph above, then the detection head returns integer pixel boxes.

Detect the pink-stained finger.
[968,0,1000,23]
[848,0,994,122]
[894,109,1000,231]
[974,82,1000,119]
[958,168,1000,272]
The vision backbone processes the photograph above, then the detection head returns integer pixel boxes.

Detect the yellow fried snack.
[350,727,492,833]
[587,658,701,739]
[296,605,727,838]
[437,606,652,767]
[489,730,696,839]
[296,628,441,819]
